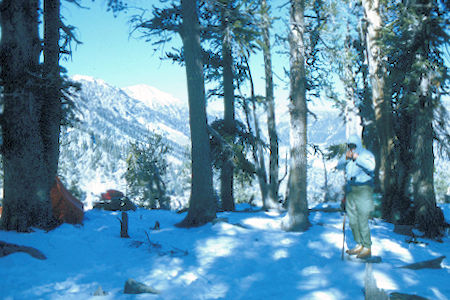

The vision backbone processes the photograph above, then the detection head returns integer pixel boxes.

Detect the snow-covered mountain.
[58,75,348,208]
[59,76,192,208]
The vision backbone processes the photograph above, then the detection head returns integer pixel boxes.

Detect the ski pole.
[341,212,346,261]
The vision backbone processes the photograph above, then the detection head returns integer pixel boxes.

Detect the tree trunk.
[343,34,362,138]
[0,0,52,231]
[409,0,444,238]
[239,60,269,208]
[241,55,269,208]
[250,83,269,209]
[362,0,399,222]
[43,0,63,202]
[261,0,279,209]
[282,0,310,232]
[220,9,235,212]
[177,0,216,227]
[411,58,443,237]
[358,19,380,191]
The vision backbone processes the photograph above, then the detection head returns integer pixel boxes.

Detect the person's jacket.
[337,134,375,186]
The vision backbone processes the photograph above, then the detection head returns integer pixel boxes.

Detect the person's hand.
[346,150,353,160]
[346,150,358,161]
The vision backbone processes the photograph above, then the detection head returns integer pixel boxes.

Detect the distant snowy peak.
[122,84,186,110]
[71,74,108,87]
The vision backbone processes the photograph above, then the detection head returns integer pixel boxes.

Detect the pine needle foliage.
[124,133,171,209]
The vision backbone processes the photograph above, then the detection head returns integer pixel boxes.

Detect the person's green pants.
[346,185,374,248]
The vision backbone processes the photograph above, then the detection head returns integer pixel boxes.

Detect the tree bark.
[220,7,235,212]
[409,0,444,238]
[177,0,216,227]
[362,0,399,222]
[0,0,52,231]
[43,0,63,204]
[282,0,310,232]
[411,66,443,237]
[239,60,269,208]
[261,0,279,209]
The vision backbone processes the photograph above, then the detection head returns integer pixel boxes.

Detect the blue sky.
[60,0,291,104]
[61,0,189,101]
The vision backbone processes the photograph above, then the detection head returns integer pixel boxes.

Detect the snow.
[122,85,186,112]
[1,203,449,300]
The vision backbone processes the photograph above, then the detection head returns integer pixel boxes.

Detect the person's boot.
[356,247,371,259]
[346,244,363,255]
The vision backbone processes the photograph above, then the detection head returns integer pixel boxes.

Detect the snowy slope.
[58,75,348,209]
[58,76,191,208]
[0,203,449,299]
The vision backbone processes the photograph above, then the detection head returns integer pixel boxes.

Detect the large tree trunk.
[220,9,235,212]
[261,0,279,209]
[177,0,216,227]
[43,0,63,200]
[410,1,444,236]
[411,91,442,237]
[282,0,310,232]
[0,0,52,231]
[358,19,380,191]
[362,0,400,222]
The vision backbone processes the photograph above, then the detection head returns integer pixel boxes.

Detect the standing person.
[337,134,375,259]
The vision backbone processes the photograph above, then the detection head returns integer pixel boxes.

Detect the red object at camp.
[101,189,124,200]
[51,177,84,224]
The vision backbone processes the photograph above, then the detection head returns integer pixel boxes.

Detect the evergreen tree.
[1,0,53,231]
[178,0,217,226]
[361,0,399,223]
[43,0,63,210]
[380,0,449,236]
[128,0,217,225]
[124,134,170,209]
[282,0,310,232]
[260,0,280,209]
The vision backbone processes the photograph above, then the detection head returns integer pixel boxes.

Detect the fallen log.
[0,241,46,260]
[399,256,445,270]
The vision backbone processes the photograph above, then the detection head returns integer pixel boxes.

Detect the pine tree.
[177,0,217,226]
[260,0,280,209]
[220,0,237,212]
[282,0,310,232]
[380,0,449,236]
[0,0,53,231]
[361,0,399,222]
[124,134,170,209]
[128,0,217,226]
[43,0,63,208]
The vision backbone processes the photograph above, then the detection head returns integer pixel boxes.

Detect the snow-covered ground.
[1,203,449,300]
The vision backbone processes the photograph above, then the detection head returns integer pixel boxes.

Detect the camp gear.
[93,189,136,211]
[51,177,84,224]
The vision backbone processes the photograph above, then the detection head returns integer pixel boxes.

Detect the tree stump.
[120,212,130,238]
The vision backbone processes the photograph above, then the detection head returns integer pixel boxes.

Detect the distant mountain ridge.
[59,75,347,208]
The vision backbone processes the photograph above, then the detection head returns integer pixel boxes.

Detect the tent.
[0,178,83,224]
[51,177,84,225]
